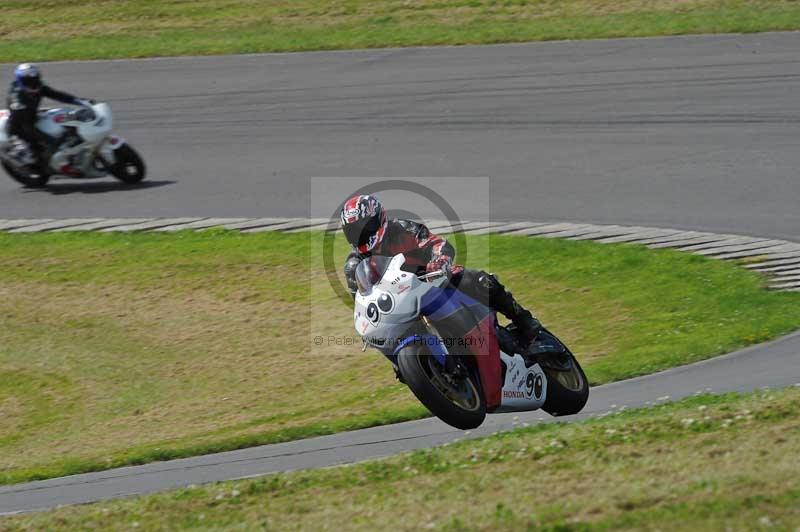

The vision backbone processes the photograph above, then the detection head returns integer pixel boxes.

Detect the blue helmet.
[15,63,42,91]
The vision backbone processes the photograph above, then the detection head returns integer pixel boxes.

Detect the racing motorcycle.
[354,254,589,429]
[0,103,145,188]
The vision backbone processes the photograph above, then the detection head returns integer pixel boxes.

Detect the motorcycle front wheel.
[397,342,486,430]
[109,144,146,184]
[2,161,50,188]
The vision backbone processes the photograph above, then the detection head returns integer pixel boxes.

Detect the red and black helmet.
[340,194,387,253]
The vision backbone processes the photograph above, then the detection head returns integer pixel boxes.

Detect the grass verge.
[5,386,800,530]
[0,230,797,485]
[2,1,800,62]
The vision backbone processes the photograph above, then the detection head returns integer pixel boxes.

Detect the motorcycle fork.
[422,316,467,377]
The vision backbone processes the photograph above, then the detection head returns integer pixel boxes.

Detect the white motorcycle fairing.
[0,110,11,143]
[354,254,443,348]
[353,253,549,414]
[0,103,125,177]
[496,352,548,413]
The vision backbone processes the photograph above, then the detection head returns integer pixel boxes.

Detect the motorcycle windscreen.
[354,255,393,296]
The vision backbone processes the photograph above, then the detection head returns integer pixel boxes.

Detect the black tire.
[397,343,486,430]
[110,144,146,184]
[541,347,589,417]
[2,161,50,188]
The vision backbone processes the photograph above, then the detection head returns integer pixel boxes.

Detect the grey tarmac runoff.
[0,31,799,514]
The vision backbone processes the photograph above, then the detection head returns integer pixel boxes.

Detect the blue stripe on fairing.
[419,286,481,321]
[392,334,447,365]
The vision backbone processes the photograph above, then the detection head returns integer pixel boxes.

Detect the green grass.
[6,386,800,530]
[0,230,798,486]
[2,1,800,61]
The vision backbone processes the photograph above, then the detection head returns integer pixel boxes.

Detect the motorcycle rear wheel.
[2,161,50,188]
[540,345,589,417]
[398,343,486,430]
[110,144,146,184]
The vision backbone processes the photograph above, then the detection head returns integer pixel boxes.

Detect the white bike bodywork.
[496,350,548,413]
[354,254,442,344]
[354,253,548,413]
[0,103,127,178]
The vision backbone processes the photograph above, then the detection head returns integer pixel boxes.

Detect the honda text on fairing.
[353,254,589,429]
[0,103,145,188]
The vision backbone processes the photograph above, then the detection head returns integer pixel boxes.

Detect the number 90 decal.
[526,373,544,400]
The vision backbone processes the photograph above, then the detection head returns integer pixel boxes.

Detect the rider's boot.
[507,300,543,348]
[27,142,47,175]
[498,295,545,351]
[33,156,49,176]
[473,272,544,350]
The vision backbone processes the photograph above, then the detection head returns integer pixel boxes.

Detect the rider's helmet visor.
[343,215,382,248]
[19,75,41,91]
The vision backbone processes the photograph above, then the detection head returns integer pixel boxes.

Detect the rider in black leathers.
[340,194,544,349]
[6,64,89,170]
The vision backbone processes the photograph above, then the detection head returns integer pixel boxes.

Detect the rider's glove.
[426,255,452,278]
[77,99,95,107]
[343,255,362,297]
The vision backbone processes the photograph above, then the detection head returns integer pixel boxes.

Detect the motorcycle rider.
[341,194,545,350]
[6,63,91,172]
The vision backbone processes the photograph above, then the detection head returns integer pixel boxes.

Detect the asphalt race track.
[0,32,799,240]
[1,32,800,514]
